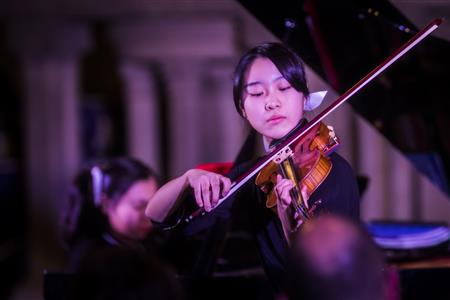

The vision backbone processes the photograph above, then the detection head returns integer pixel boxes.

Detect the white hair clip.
[90,166,103,207]
[304,91,327,111]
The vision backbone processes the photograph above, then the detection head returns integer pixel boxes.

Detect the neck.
[265,118,307,152]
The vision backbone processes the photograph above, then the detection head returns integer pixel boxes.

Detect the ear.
[241,109,247,118]
[302,96,309,113]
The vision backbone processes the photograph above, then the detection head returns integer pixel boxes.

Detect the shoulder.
[329,152,355,175]
[326,152,359,190]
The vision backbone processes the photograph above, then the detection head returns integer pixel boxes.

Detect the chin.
[267,130,291,140]
[272,124,295,137]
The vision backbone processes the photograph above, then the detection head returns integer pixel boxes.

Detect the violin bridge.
[274,146,293,164]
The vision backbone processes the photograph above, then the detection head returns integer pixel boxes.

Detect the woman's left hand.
[274,174,309,210]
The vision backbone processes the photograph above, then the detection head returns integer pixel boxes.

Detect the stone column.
[162,60,204,176]
[119,61,161,172]
[8,20,90,290]
[386,145,417,220]
[420,171,450,222]
[356,116,389,221]
[203,61,247,163]
[109,16,236,177]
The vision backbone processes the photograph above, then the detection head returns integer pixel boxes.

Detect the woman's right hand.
[184,169,231,212]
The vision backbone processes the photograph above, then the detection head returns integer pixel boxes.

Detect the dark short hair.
[100,157,159,203]
[233,42,310,117]
[286,215,386,300]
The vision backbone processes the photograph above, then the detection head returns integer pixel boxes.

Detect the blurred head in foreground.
[285,214,387,300]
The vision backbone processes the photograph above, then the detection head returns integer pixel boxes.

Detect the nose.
[265,94,281,111]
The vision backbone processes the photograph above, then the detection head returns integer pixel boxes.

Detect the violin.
[255,122,339,222]
[183,18,442,224]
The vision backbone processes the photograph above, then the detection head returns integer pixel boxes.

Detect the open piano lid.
[237,0,450,198]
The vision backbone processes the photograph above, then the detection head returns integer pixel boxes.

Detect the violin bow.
[185,18,443,223]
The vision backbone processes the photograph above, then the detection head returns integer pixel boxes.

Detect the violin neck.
[278,157,311,221]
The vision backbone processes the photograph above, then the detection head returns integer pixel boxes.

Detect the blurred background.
[0,0,449,299]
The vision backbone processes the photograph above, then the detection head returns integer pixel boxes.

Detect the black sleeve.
[308,152,360,220]
[154,160,257,235]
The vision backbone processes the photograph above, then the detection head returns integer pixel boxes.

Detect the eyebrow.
[244,76,285,89]
[243,81,261,89]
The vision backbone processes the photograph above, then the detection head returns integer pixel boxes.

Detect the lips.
[267,115,286,124]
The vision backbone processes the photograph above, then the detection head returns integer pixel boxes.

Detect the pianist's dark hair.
[233,42,310,117]
[60,157,159,249]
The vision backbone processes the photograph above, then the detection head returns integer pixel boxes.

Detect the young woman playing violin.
[145,42,360,291]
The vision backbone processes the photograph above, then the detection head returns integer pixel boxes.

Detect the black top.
[65,231,165,273]
[159,152,360,291]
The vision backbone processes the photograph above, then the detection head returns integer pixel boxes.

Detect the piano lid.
[237,0,450,197]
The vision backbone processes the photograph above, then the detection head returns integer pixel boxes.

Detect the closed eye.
[279,86,291,91]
